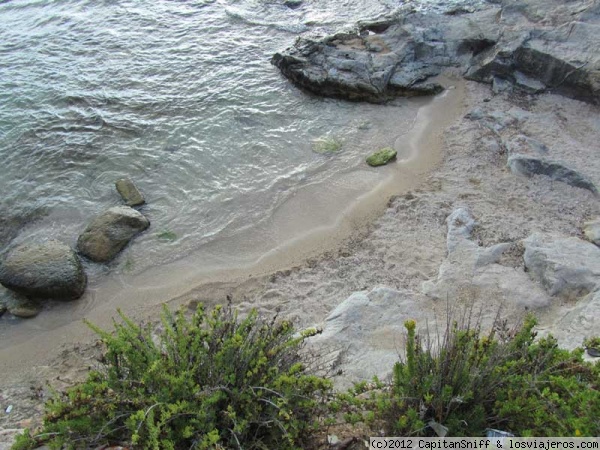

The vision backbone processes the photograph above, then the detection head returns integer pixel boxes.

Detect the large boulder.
[77,206,150,263]
[271,7,500,102]
[273,0,600,105]
[0,240,86,300]
[523,233,600,301]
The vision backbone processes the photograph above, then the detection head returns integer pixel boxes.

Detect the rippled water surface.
[0,0,477,280]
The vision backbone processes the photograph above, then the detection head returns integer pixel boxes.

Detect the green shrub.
[13,304,331,450]
[345,314,600,437]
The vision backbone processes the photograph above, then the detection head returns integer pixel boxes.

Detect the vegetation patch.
[13,304,331,450]
[336,315,600,437]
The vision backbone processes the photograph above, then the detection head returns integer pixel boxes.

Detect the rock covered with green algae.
[366,147,397,167]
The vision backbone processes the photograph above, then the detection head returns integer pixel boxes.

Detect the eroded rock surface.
[523,233,600,301]
[508,155,598,194]
[306,287,435,388]
[273,0,600,104]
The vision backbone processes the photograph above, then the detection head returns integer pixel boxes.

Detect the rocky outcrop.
[273,0,600,104]
[507,155,598,195]
[77,206,150,263]
[115,178,145,207]
[523,233,600,301]
[306,287,435,388]
[272,6,501,102]
[422,208,549,311]
[0,241,86,300]
[366,147,397,167]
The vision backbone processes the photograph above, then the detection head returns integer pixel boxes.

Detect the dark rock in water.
[0,241,87,300]
[508,154,598,194]
[8,295,42,318]
[366,147,397,167]
[284,0,302,9]
[273,0,600,105]
[115,178,145,207]
[271,6,500,102]
[77,206,150,263]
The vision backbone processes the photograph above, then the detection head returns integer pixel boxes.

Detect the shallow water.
[0,0,425,277]
[0,0,479,321]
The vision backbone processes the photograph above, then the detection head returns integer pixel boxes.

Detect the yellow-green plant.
[13,304,331,450]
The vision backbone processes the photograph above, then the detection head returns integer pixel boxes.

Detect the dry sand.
[1,73,600,447]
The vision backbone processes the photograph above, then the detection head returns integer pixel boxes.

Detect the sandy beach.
[3,0,600,440]
[2,69,599,445]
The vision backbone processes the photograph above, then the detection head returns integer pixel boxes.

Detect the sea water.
[0,0,479,281]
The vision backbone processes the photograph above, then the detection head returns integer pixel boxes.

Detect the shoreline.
[0,74,466,380]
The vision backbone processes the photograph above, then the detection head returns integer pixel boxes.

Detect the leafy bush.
[344,314,600,437]
[13,304,331,450]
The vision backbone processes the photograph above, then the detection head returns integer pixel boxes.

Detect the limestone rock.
[423,208,549,312]
[366,147,397,167]
[77,206,150,263]
[507,154,598,194]
[0,241,86,300]
[523,233,600,301]
[545,290,600,351]
[115,178,145,207]
[306,287,435,388]
[583,218,600,246]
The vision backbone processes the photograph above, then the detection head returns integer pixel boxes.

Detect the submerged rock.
[77,206,150,263]
[115,178,145,207]
[283,0,302,9]
[0,241,86,300]
[366,147,397,167]
[9,300,42,318]
[507,155,598,194]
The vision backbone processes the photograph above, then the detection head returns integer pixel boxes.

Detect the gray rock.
[272,0,600,105]
[505,135,549,157]
[523,233,600,301]
[0,286,42,318]
[545,290,600,352]
[115,178,145,207]
[77,206,150,263]
[283,0,302,9]
[271,7,500,102]
[9,301,42,318]
[507,154,598,194]
[423,208,549,311]
[583,218,600,246]
[0,241,86,300]
[306,287,435,388]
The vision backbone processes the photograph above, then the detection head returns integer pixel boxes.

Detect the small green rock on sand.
[366,147,397,167]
